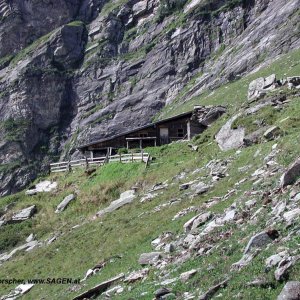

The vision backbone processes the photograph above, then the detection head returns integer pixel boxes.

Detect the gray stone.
[215,114,245,151]
[96,190,136,217]
[277,281,300,300]
[283,209,300,225]
[25,181,58,195]
[264,126,281,140]
[179,269,197,282]
[10,205,37,223]
[275,256,299,281]
[190,182,210,195]
[55,194,76,213]
[124,268,149,283]
[26,233,35,243]
[155,287,172,299]
[266,251,289,268]
[244,230,279,255]
[184,212,212,233]
[281,158,300,187]
[138,252,162,265]
[199,279,229,300]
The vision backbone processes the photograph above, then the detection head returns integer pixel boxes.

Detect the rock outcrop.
[0,0,300,195]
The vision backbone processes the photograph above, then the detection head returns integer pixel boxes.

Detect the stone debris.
[103,285,124,297]
[215,114,245,151]
[154,287,172,299]
[244,230,279,255]
[265,251,289,269]
[246,278,273,288]
[25,180,57,195]
[264,126,281,141]
[199,278,229,300]
[190,182,210,195]
[138,252,162,266]
[248,74,277,101]
[274,256,299,281]
[73,273,125,300]
[9,205,37,223]
[280,158,300,187]
[184,212,212,233]
[1,283,34,300]
[283,208,300,225]
[96,190,136,217]
[172,207,198,220]
[231,251,259,270]
[277,281,300,300]
[55,194,76,213]
[179,269,197,282]
[124,268,149,283]
[0,241,39,263]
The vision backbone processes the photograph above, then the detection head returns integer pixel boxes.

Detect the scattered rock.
[190,182,210,195]
[25,181,57,195]
[277,281,300,300]
[124,268,149,283]
[199,278,229,300]
[275,256,299,281]
[215,114,245,151]
[73,273,125,300]
[138,252,162,266]
[9,205,37,223]
[96,190,136,217]
[0,241,39,263]
[26,233,35,243]
[246,278,273,288]
[180,269,197,282]
[283,208,300,225]
[266,251,289,269]
[184,212,212,233]
[231,251,259,270]
[55,194,76,213]
[155,287,172,299]
[280,158,300,187]
[264,126,281,141]
[244,230,279,254]
[248,74,277,101]
[0,283,34,300]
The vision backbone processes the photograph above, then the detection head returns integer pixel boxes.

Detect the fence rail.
[50,152,150,173]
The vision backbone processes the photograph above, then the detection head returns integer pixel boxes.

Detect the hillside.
[0,0,299,195]
[1,48,300,299]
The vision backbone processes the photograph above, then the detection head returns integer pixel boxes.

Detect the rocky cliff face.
[0,0,299,195]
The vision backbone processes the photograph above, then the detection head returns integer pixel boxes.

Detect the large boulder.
[138,252,162,265]
[215,114,245,151]
[10,205,37,223]
[96,190,136,217]
[280,158,300,187]
[248,74,277,101]
[277,281,300,300]
[244,230,279,254]
[51,22,88,69]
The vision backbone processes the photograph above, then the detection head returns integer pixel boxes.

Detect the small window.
[178,128,184,138]
[140,133,148,138]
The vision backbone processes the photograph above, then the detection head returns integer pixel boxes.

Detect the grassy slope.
[0,49,300,299]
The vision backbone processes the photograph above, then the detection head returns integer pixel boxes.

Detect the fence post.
[67,160,72,173]
[85,157,89,170]
[141,150,144,162]
[119,153,122,163]
[132,152,134,162]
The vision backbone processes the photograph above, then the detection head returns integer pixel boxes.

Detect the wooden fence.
[50,152,150,173]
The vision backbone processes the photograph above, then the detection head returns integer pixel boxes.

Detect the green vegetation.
[0,118,29,142]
